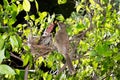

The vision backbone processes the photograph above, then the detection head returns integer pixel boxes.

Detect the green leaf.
[0,64,15,75]
[2,33,8,39]
[17,4,23,13]
[56,14,65,21]
[43,72,48,80]
[11,3,17,12]
[23,28,30,37]
[107,4,112,11]
[47,60,53,68]
[58,0,67,5]
[30,0,34,2]
[12,0,16,3]
[95,42,112,57]
[23,45,30,51]
[0,48,5,64]
[21,53,30,66]
[16,35,22,48]
[10,35,19,52]
[76,5,84,13]
[86,50,97,57]
[3,0,9,8]
[113,53,120,61]
[24,14,30,20]
[23,0,31,12]
[8,18,16,26]
[30,15,35,21]
[39,12,48,21]
[92,61,98,69]
[0,38,4,50]
[3,16,8,25]
[35,0,39,12]
[47,14,55,23]
[36,56,44,65]
[79,40,89,52]
[89,0,95,5]
[5,50,10,59]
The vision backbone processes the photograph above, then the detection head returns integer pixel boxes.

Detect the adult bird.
[54,22,75,74]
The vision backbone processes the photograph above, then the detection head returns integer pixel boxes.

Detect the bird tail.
[65,53,75,74]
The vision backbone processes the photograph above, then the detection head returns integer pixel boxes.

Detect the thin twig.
[10,52,23,62]
[24,64,29,80]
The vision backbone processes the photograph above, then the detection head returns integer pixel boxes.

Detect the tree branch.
[24,64,29,80]
[10,52,23,62]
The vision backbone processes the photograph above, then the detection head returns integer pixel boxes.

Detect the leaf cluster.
[0,0,120,80]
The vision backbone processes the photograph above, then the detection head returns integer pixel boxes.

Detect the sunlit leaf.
[89,0,95,5]
[30,0,34,2]
[96,4,103,11]
[0,48,5,64]
[2,33,8,39]
[37,56,44,65]
[35,18,40,25]
[47,60,53,68]
[47,74,52,80]
[24,14,30,20]
[86,6,90,13]
[21,53,30,66]
[40,12,48,21]
[23,28,31,37]
[86,50,97,57]
[47,14,55,23]
[8,18,16,26]
[107,4,112,11]
[10,35,19,52]
[17,4,23,13]
[3,17,8,25]
[0,64,15,75]
[56,14,65,21]
[76,5,84,13]
[79,40,89,52]
[23,45,30,51]
[58,0,67,5]
[3,0,9,8]
[74,60,79,65]
[43,72,48,80]
[35,0,39,12]
[92,61,98,70]
[30,15,35,21]
[16,35,22,48]
[11,3,17,12]
[15,69,20,75]
[12,0,16,2]
[0,38,4,50]
[23,0,31,12]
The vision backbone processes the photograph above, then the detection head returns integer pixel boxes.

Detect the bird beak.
[57,22,63,29]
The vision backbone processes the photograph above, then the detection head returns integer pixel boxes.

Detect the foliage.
[0,0,120,80]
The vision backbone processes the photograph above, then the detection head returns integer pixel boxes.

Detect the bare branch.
[10,52,23,62]
[24,65,29,80]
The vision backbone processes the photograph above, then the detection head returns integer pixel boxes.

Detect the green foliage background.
[0,0,120,79]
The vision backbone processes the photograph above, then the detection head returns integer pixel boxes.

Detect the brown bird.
[54,22,75,74]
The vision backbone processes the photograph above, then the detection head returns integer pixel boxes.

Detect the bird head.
[57,22,66,30]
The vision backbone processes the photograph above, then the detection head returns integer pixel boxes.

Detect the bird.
[54,22,75,74]
[28,22,56,57]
